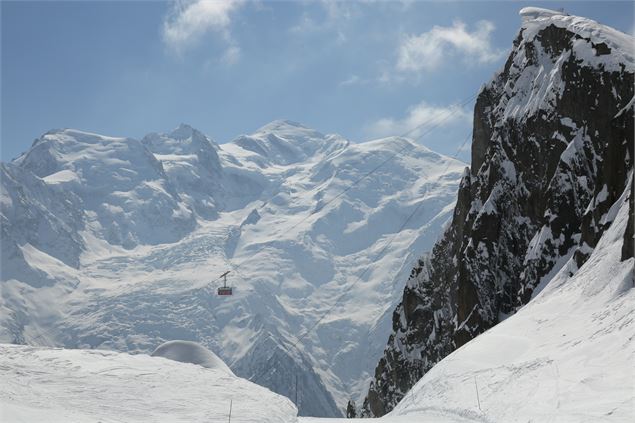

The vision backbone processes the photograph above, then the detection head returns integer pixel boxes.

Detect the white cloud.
[289,0,355,42]
[339,74,368,86]
[163,0,245,53]
[321,0,355,21]
[397,20,503,72]
[366,101,471,139]
[290,13,324,34]
[221,45,241,65]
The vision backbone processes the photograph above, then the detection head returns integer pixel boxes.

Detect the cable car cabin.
[217,286,233,296]
[217,271,233,296]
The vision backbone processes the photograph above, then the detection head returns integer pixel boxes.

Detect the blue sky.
[2,1,633,161]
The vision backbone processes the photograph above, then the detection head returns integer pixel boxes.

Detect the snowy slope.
[0,343,297,423]
[0,120,465,416]
[389,181,634,423]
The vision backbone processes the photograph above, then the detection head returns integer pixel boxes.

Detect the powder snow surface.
[0,343,297,423]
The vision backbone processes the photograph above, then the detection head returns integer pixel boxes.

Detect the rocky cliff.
[361,7,634,416]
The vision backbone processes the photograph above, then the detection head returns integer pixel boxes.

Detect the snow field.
[0,343,297,423]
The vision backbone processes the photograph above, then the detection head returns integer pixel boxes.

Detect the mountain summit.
[228,120,348,166]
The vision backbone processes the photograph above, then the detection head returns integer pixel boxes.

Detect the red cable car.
[217,271,233,296]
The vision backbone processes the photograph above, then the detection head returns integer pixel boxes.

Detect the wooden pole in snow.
[474,377,482,412]
[228,399,233,423]
[295,372,298,406]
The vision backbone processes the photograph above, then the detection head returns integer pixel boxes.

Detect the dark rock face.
[346,400,357,418]
[361,16,634,417]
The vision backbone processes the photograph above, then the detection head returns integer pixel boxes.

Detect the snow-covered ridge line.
[519,6,634,71]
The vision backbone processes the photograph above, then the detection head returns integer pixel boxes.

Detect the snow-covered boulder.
[151,340,233,375]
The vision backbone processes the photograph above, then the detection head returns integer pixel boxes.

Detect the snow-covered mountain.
[0,341,298,422]
[0,120,465,416]
[361,7,634,416]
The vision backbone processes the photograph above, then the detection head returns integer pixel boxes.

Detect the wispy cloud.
[339,74,369,86]
[397,20,503,72]
[221,44,241,66]
[162,0,245,56]
[366,101,471,139]
[289,0,355,43]
[321,0,356,21]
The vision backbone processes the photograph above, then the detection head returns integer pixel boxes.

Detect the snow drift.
[151,340,234,375]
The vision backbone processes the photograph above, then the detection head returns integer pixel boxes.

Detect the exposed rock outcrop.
[361,8,634,416]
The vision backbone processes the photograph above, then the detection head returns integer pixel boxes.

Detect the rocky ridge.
[360,7,634,416]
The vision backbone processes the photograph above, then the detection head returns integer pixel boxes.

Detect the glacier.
[0,119,465,416]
